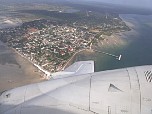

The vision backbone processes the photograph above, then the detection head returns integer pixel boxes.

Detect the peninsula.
[0,2,130,78]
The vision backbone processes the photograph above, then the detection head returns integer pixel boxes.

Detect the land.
[0,12,130,73]
[0,2,130,87]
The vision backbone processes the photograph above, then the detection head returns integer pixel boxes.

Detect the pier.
[93,49,122,60]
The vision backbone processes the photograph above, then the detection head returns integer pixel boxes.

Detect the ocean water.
[75,14,152,72]
[0,41,19,65]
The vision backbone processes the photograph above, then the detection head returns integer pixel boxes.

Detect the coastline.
[0,14,136,92]
[10,47,51,79]
[94,15,136,50]
[68,16,136,72]
[0,41,46,92]
[62,49,94,69]
[0,41,94,82]
[11,47,93,78]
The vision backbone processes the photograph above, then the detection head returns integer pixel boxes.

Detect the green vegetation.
[0,2,130,72]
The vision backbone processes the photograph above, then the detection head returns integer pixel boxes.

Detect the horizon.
[83,0,152,9]
[1,0,152,10]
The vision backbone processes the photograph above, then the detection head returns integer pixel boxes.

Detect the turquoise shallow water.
[74,14,152,72]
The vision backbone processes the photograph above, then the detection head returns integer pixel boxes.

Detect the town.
[0,11,130,74]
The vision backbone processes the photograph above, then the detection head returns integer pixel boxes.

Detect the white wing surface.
[1,64,152,114]
[51,61,94,79]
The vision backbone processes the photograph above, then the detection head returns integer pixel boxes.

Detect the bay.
[74,14,152,72]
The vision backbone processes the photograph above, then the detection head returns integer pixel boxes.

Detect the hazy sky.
[86,0,152,9]
[1,0,152,10]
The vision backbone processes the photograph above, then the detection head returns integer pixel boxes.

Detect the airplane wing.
[1,64,152,114]
[0,64,94,114]
[51,61,94,79]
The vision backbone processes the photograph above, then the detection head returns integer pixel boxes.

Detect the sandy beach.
[0,41,45,92]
